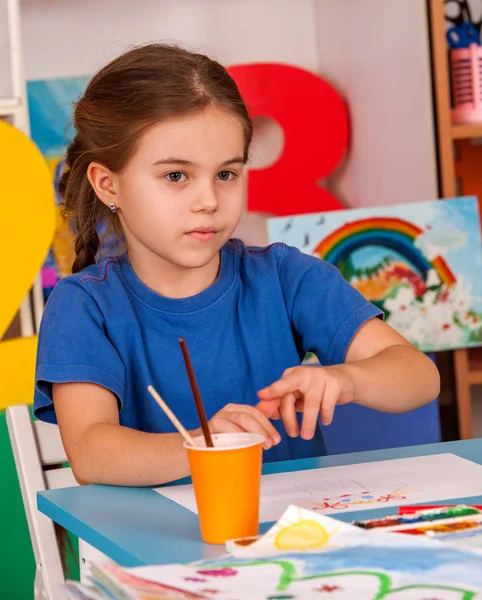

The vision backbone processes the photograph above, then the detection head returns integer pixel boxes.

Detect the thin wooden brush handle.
[147,386,196,447]
[179,338,214,447]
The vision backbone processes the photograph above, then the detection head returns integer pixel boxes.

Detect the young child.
[34,44,440,487]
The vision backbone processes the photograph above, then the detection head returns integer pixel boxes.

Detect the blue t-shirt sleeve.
[278,245,383,365]
[34,277,125,424]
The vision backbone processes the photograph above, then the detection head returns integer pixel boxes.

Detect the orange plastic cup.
[185,432,264,544]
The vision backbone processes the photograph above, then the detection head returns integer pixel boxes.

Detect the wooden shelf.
[468,347,482,384]
[429,0,480,439]
[452,123,482,140]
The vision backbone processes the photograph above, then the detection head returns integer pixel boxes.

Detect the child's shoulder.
[230,238,332,275]
[70,256,120,286]
[47,256,122,308]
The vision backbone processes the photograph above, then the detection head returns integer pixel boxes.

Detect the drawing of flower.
[383,286,416,313]
[425,303,464,348]
[458,311,481,330]
[447,277,472,314]
[415,289,438,316]
[379,272,482,351]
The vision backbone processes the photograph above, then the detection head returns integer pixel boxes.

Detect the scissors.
[445,0,476,28]
[447,21,480,48]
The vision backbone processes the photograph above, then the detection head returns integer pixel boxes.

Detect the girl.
[34,44,440,487]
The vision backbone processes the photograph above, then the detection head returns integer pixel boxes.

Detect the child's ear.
[87,162,118,208]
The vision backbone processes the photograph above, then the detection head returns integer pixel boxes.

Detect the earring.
[109,202,117,214]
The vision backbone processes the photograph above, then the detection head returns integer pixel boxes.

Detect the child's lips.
[186,228,218,242]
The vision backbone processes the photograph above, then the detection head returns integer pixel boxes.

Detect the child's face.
[114,106,246,271]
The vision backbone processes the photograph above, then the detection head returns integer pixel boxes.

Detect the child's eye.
[165,172,187,183]
[217,170,236,181]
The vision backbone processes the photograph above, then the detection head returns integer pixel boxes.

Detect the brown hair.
[60,43,253,274]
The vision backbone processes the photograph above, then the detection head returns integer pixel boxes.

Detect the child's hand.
[256,366,356,440]
[207,403,281,450]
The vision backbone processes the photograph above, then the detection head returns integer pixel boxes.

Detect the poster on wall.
[27,76,125,297]
[268,196,482,353]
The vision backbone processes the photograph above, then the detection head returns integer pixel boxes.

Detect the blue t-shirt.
[34,240,381,462]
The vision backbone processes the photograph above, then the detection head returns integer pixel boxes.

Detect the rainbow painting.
[267,197,482,353]
[314,217,456,288]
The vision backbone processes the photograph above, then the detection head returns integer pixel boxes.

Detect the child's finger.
[209,417,244,434]
[238,406,281,444]
[300,385,324,440]
[254,397,280,419]
[217,415,272,451]
[257,372,301,401]
[279,393,299,437]
[320,379,339,426]
[230,411,277,449]
[223,405,279,442]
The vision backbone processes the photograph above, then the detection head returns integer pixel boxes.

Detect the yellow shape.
[274,520,330,550]
[0,336,37,410]
[47,157,75,279]
[0,120,55,338]
[0,121,55,409]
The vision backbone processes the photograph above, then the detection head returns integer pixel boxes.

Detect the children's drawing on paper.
[267,197,482,352]
[301,487,413,512]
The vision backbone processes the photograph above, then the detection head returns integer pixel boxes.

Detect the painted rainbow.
[313,217,456,286]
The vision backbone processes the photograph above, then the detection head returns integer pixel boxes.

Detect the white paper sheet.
[154,453,482,523]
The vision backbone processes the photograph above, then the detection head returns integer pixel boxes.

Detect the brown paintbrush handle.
[179,338,214,447]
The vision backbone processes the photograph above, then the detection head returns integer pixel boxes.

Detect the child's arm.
[257,317,440,441]
[54,382,280,487]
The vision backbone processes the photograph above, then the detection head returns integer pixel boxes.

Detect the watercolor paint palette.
[353,505,482,550]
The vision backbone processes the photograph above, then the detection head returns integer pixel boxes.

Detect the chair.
[6,404,112,600]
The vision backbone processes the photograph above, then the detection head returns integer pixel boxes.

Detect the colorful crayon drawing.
[304,488,413,512]
[267,197,482,353]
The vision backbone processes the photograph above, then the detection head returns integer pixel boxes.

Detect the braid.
[59,135,110,274]
[72,218,100,274]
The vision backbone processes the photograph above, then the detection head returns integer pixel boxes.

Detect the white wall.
[20,0,437,229]
[0,0,13,98]
[314,0,437,208]
[20,0,319,79]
